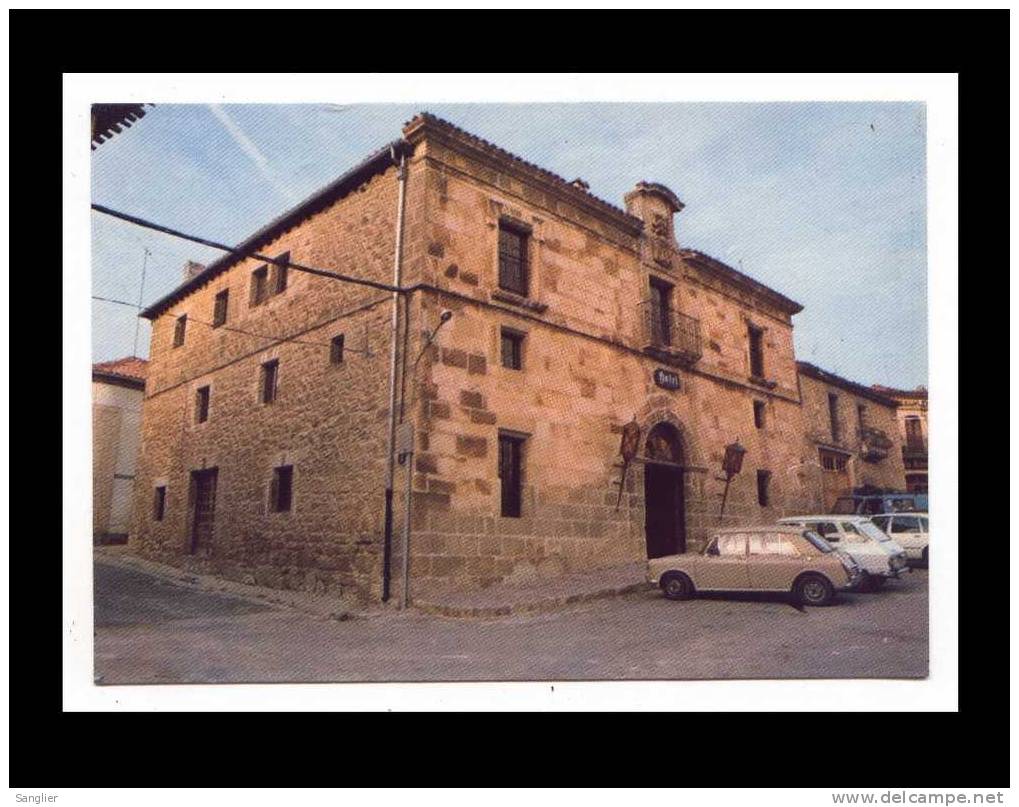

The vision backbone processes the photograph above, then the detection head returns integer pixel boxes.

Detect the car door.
[696,534,750,590]
[747,533,804,591]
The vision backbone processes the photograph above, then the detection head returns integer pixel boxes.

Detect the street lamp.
[718,439,746,522]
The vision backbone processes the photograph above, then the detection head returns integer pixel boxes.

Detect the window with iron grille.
[748,324,765,378]
[753,400,766,429]
[905,416,924,450]
[153,486,166,521]
[828,393,841,442]
[173,314,187,347]
[250,265,269,307]
[500,328,523,370]
[330,334,345,365]
[195,385,210,423]
[756,469,771,507]
[260,360,278,404]
[498,222,529,296]
[819,448,848,472]
[272,251,289,295]
[498,432,525,518]
[270,465,293,513]
[212,289,229,327]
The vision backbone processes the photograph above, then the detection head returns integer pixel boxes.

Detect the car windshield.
[890,498,917,512]
[857,521,891,542]
[802,530,834,553]
[832,498,857,514]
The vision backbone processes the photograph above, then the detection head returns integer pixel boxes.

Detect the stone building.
[93,356,147,544]
[872,384,928,493]
[796,362,907,511]
[130,112,890,602]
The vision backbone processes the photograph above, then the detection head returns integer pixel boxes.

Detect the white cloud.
[207,104,299,205]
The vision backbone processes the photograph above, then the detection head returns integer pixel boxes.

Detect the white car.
[870,512,929,565]
[777,515,909,590]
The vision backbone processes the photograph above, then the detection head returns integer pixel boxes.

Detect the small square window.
[500,328,523,370]
[195,386,210,423]
[756,469,771,507]
[260,360,278,404]
[212,289,229,328]
[330,334,345,365]
[753,400,766,429]
[153,486,166,521]
[272,251,289,295]
[173,314,187,347]
[250,265,269,307]
[270,465,293,513]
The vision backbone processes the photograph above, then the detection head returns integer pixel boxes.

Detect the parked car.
[832,492,928,515]
[777,515,908,590]
[870,512,929,565]
[646,525,864,607]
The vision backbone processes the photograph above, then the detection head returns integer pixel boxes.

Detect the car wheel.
[795,573,835,606]
[660,571,694,601]
[867,575,887,591]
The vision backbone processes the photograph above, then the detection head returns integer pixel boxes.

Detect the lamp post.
[718,439,746,523]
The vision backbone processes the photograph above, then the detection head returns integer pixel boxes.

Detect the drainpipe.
[382,145,408,603]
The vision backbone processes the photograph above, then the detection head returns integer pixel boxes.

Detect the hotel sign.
[653,368,681,391]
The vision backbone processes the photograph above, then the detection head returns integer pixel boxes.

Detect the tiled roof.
[680,249,804,315]
[93,356,148,388]
[797,362,897,407]
[872,384,928,400]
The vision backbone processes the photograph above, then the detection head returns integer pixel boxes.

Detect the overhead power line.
[91,203,402,296]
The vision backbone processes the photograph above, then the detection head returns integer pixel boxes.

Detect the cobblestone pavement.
[93,558,928,684]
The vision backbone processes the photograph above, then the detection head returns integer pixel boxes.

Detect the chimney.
[183,260,206,281]
[623,181,684,245]
[570,178,590,191]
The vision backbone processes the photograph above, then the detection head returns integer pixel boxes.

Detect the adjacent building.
[129,112,913,602]
[796,362,907,511]
[872,384,929,494]
[93,356,148,544]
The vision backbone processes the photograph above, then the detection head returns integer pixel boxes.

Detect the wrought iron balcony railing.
[639,300,702,367]
[858,426,894,463]
[902,438,928,459]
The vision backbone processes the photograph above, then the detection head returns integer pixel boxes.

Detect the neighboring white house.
[93,357,147,544]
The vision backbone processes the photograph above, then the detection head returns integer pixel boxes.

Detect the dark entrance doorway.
[643,422,686,559]
[189,468,218,555]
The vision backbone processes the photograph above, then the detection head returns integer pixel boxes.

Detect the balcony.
[858,426,894,463]
[639,300,702,367]
[902,438,928,460]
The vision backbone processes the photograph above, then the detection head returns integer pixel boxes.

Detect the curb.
[412,580,652,620]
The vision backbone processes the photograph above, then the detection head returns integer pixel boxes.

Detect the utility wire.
[91,203,402,296]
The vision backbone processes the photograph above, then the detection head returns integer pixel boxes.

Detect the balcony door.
[649,278,673,346]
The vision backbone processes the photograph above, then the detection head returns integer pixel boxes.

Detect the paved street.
[94,558,928,684]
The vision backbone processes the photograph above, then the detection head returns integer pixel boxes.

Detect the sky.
[91,102,927,388]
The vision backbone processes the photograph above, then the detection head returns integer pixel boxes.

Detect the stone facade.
[796,362,907,510]
[129,112,913,603]
[873,385,928,493]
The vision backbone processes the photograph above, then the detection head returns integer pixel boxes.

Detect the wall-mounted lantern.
[718,439,746,522]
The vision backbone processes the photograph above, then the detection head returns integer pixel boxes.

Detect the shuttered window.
[498,223,528,296]
[498,433,525,518]
[250,265,269,307]
[173,314,187,347]
[330,334,345,364]
[272,251,289,295]
[500,328,523,370]
[748,324,765,378]
[153,486,166,521]
[212,289,229,327]
[260,360,278,404]
[756,469,771,507]
[195,386,210,423]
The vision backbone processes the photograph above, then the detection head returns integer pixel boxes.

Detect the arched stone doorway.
[643,421,687,559]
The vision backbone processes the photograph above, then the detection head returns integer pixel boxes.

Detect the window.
[890,516,920,534]
[649,278,673,345]
[707,534,746,557]
[497,222,529,296]
[871,516,891,532]
[260,360,278,404]
[748,324,764,378]
[905,416,924,449]
[212,289,229,328]
[272,251,289,295]
[195,385,210,423]
[330,334,345,365]
[500,328,524,370]
[819,448,848,472]
[269,465,293,513]
[250,265,269,307]
[753,400,766,429]
[498,432,525,517]
[749,535,798,556]
[812,521,839,539]
[152,486,166,521]
[857,403,867,432]
[173,314,187,347]
[828,393,841,442]
[756,469,771,507]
